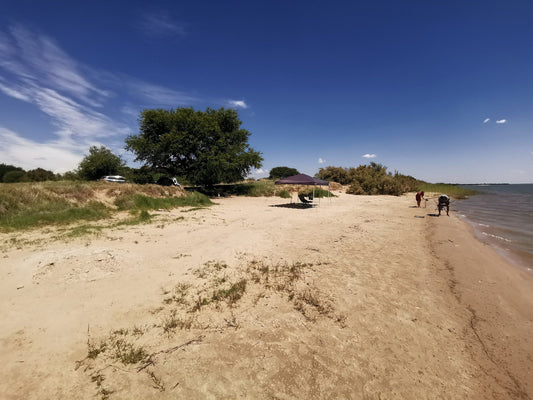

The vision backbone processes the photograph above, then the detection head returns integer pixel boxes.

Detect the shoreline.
[455,212,533,273]
[427,210,533,399]
[1,193,532,399]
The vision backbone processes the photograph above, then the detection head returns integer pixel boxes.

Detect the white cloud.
[318,158,325,164]
[483,118,490,123]
[140,14,186,37]
[247,168,269,179]
[496,119,507,124]
[0,80,31,101]
[362,154,376,158]
[0,127,83,173]
[228,100,248,109]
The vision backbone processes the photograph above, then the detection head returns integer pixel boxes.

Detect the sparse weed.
[162,310,194,333]
[111,337,148,364]
[148,371,165,392]
[87,340,107,359]
[211,279,247,306]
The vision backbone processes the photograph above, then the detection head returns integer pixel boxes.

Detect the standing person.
[415,191,425,208]
[438,194,450,216]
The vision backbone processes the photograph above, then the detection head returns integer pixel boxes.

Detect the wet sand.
[1,193,532,399]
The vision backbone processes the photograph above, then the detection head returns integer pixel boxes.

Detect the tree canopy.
[268,166,299,180]
[27,168,56,182]
[125,107,263,186]
[0,163,24,182]
[77,146,125,181]
[3,170,28,183]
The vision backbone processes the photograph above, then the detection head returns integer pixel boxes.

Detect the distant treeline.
[315,163,422,196]
[0,164,69,183]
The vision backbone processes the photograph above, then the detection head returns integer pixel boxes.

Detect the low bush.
[114,191,212,210]
[316,163,422,196]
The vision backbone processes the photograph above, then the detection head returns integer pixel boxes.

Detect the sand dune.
[1,193,532,399]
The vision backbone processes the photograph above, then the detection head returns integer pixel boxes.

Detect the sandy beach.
[1,192,532,399]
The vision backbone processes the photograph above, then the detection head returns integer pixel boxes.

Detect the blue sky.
[1,0,532,183]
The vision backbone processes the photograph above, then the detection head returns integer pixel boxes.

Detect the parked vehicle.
[100,175,126,183]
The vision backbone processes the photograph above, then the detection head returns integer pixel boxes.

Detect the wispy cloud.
[1,25,108,106]
[362,154,376,158]
[496,119,507,124]
[227,100,249,109]
[127,80,198,106]
[318,157,325,164]
[483,118,490,123]
[0,127,83,173]
[0,26,130,149]
[140,14,186,37]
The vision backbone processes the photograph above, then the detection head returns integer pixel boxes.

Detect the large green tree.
[269,166,299,180]
[125,107,263,186]
[77,146,125,181]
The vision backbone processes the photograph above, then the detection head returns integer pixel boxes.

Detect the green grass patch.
[0,200,109,231]
[277,189,291,198]
[417,183,478,199]
[0,181,205,231]
[301,187,335,198]
[61,224,104,238]
[115,191,212,210]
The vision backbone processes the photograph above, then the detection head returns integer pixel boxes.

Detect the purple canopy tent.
[274,174,330,206]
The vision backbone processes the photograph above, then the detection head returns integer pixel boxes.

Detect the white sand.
[1,193,532,399]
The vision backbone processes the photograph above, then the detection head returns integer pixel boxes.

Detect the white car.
[100,175,126,183]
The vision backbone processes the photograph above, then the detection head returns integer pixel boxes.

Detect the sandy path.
[1,193,532,399]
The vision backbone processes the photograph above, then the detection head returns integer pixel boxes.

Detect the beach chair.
[298,193,312,205]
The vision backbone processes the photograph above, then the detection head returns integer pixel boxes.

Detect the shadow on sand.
[270,203,314,209]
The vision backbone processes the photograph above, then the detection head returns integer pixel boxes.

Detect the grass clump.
[115,191,212,210]
[0,200,109,231]
[86,332,148,365]
[162,310,194,333]
[417,183,478,199]
[277,189,291,198]
[300,187,335,198]
[211,279,247,305]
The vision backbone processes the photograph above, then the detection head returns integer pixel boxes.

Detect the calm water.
[453,184,533,271]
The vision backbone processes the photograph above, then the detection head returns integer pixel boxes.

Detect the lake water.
[453,184,533,271]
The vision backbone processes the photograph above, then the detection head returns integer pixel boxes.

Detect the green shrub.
[278,190,291,198]
[115,191,212,210]
[317,163,422,196]
[301,187,335,198]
